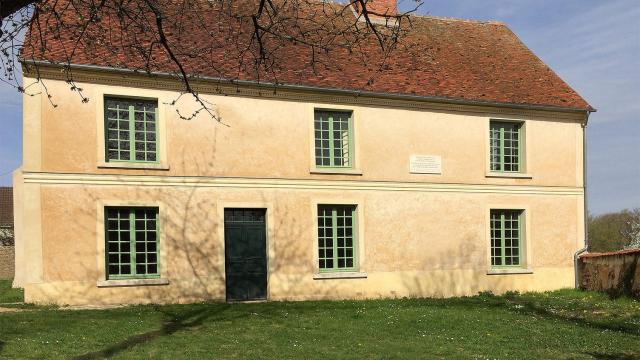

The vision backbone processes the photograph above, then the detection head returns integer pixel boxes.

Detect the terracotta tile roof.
[21,0,593,111]
[0,187,12,227]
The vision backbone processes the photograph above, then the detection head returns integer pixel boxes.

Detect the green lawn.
[0,279,22,304]
[0,281,638,360]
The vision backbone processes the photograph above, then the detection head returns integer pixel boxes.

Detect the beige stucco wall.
[15,75,587,305]
[24,76,585,187]
[23,185,581,305]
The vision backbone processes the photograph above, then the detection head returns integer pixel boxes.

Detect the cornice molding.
[22,62,588,122]
[22,171,585,196]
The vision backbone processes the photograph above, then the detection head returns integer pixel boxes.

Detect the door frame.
[217,202,275,301]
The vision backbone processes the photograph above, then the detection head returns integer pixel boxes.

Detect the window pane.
[490,209,523,267]
[317,205,357,271]
[314,110,352,168]
[108,265,119,275]
[104,97,158,163]
[105,207,160,279]
[490,121,522,173]
[148,264,158,274]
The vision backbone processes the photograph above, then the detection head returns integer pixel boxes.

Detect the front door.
[224,208,267,301]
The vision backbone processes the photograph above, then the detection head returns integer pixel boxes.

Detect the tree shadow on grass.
[457,294,640,337]
[72,304,245,360]
[583,351,640,360]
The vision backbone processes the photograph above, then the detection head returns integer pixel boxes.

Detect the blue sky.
[413,0,640,214]
[0,0,638,214]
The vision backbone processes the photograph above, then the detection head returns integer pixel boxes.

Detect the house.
[0,187,15,279]
[13,0,593,305]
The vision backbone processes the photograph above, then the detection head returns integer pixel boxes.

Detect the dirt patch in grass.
[0,306,29,313]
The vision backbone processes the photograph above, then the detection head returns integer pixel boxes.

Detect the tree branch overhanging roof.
[20,0,594,111]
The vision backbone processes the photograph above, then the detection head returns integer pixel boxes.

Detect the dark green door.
[224,208,267,301]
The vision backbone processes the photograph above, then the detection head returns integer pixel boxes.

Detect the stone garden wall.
[580,249,640,298]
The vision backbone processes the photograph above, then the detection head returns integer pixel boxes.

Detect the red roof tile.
[580,248,640,258]
[21,0,593,111]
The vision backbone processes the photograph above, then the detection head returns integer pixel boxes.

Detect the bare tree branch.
[2,0,423,120]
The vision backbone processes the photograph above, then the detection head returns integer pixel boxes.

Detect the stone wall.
[0,245,14,279]
[579,249,640,298]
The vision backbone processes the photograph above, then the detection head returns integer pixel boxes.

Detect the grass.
[0,279,23,304]
[0,282,638,359]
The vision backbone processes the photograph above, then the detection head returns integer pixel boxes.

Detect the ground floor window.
[490,209,524,267]
[317,205,357,272]
[105,207,160,279]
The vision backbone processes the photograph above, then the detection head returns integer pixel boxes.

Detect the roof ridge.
[409,13,505,25]
[313,0,505,25]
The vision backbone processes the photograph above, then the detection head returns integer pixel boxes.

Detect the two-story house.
[13,0,593,305]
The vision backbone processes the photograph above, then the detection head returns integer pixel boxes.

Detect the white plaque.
[410,155,442,174]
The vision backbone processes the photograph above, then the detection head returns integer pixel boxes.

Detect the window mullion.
[332,208,338,270]
[144,107,149,161]
[128,105,135,161]
[129,210,137,277]
[154,106,159,162]
[500,212,506,266]
[328,114,335,167]
[156,210,160,276]
[518,212,523,266]
[499,126,505,171]
[351,207,357,270]
[518,124,523,171]
[347,115,354,168]
[105,104,113,161]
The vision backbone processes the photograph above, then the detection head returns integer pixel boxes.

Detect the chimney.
[353,0,397,17]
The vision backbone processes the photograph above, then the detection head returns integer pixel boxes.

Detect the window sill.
[313,272,368,280]
[310,169,363,176]
[98,162,170,171]
[97,278,170,287]
[485,172,533,179]
[486,268,533,275]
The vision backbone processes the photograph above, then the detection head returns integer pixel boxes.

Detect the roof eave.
[21,59,596,113]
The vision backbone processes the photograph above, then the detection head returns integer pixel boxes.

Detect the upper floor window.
[105,207,160,280]
[490,209,524,268]
[105,97,158,163]
[317,204,358,272]
[314,110,353,168]
[490,120,523,172]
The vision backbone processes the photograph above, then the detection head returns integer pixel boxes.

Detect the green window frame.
[105,97,159,163]
[490,121,524,172]
[314,110,354,168]
[490,209,525,268]
[105,207,160,280]
[317,205,358,272]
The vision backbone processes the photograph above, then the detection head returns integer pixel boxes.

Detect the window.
[314,110,353,168]
[317,205,357,272]
[105,97,158,163]
[490,121,523,172]
[105,207,160,279]
[490,209,524,267]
